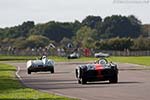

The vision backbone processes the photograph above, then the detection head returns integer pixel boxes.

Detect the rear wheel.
[78,79,81,84]
[109,65,118,83]
[81,78,87,84]
[27,69,31,74]
[76,67,87,84]
[51,67,54,73]
[109,74,118,83]
[67,56,71,59]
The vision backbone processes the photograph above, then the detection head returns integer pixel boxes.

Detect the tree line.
[0,15,150,51]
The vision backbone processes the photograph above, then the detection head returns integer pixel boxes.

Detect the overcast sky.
[0,0,150,28]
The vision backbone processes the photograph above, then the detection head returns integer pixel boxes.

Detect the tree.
[26,35,50,48]
[107,37,133,50]
[18,21,35,37]
[94,37,133,50]
[13,37,28,49]
[132,36,150,50]
[142,24,150,37]
[72,20,81,33]
[29,21,77,42]
[0,28,5,38]
[0,14,145,51]
[0,21,34,39]
[82,15,102,29]
[101,15,142,38]
[74,26,98,48]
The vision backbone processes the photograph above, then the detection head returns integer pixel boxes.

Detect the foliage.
[74,26,98,48]
[94,37,133,50]
[82,15,102,29]
[13,37,27,49]
[94,37,150,50]
[100,15,142,38]
[0,15,149,50]
[27,35,50,48]
[142,24,150,37]
[13,35,50,49]
[0,21,34,38]
[29,21,80,42]
[132,36,150,50]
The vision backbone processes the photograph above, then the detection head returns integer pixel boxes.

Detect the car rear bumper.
[82,69,117,81]
[28,66,53,72]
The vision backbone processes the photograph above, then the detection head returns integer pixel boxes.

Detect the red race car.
[75,57,118,84]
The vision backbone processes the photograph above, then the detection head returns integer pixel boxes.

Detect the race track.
[8,62,150,100]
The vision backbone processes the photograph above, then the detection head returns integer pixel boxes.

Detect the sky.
[0,0,150,28]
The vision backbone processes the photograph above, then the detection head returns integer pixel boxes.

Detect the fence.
[0,48,150,56]
[101,50,150,56]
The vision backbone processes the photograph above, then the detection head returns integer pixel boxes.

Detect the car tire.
[81,78,87,84]
[76,67,82,78]
[76,67,87,84]
[28,69,31,74]
[75,69,78,78]
[78,79,81,84]
[109,74,118,83]
[67,56,70,59]
[78,67,83,78]
[51,67,54,73]
[76,68,81,84]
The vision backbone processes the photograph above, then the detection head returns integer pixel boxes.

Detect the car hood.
[27,59,54,68]
[32,60,43,65]
[80,63,111,71]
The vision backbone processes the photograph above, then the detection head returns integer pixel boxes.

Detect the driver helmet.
[42,56,47,59]
[99,59,107,65]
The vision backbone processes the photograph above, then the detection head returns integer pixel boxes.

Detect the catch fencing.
[0,48,150,56]
[100,50,150,56]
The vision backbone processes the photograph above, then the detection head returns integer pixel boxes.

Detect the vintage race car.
[27,56,54,74]
[67,52,80,59]
[75,57,118,84]
[94,52,109,58]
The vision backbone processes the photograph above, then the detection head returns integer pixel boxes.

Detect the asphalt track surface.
[8,62,150,100]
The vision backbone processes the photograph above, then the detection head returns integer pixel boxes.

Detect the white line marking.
[40,89,88,100]
[16,66,22,80]
[15,64,87,100]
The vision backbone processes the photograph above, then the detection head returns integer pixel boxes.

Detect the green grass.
[0,63,77,100]
[48,56,97,62]
[52,56,150,66]
[108,56,150,66]
[0,55,37,61]
[0,55,96,62]
[0,55,150,66]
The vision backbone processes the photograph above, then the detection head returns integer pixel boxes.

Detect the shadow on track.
[24,80,142,90]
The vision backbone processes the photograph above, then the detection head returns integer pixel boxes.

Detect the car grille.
[101,69,112,75]
[86,70,97,76]
[38,65,43,67]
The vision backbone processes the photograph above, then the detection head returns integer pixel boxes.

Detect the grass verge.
[108,56,150,66]
[0,55,97,62]
[0,63,77,100]
[0,55,37,61]
[0,55,150,66]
